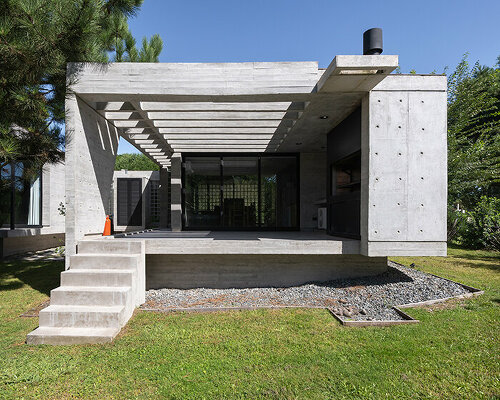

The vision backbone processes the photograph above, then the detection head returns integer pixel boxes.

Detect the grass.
[0,248,499,399]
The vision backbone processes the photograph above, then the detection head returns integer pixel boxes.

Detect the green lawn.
[0,248,499,399]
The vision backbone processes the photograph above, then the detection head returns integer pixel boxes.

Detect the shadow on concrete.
[123,229,355,242]
[78,96,119,216]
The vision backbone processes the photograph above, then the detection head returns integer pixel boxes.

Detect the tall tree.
[447,54,500,210]
[0,0,163,179]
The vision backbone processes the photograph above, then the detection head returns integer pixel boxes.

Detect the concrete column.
[65,94,119,267]
[360,77,447,256]
[170,153,182,232]
[159,167,170,228]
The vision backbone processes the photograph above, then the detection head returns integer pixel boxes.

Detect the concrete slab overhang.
[68,56,398,166]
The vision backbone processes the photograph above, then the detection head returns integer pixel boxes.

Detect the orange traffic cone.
[103,215,111,236]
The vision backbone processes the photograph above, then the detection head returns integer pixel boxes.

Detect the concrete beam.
[162,134,274,140]
[68,62,320,97]
[128,101,173,156]
[168,139,272,145]
[147,111,300,120]
[140,101,305,111]
[316,55,398,93]
[161,127,278,134]
[156,120,285,128]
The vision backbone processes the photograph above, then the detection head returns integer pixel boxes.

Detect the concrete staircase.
[27,240,145,345]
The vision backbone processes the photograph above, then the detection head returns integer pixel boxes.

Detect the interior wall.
[299,152,327,230]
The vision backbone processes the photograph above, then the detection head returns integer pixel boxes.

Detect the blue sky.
[118,0,499,154]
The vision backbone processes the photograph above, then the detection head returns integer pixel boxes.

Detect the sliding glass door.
[223,157,259,228]
[183,154,299,230]
[260,156,298,228]
[184,157,221,229]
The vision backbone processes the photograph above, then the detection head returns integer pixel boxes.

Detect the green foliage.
[0,0,163,174]
[447,54,500,209]
[447,55,500,248]
[115,153,159,171]
[453,196,500,251]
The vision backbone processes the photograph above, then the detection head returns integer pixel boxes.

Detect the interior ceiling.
[82,56,397,168]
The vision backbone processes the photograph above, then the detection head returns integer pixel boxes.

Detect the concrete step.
[61,269,135,287]
[70,254,139,270]
[26,326,121,345]
[50,286,132,306]
[78,240,142,255]
[39,305,126,328]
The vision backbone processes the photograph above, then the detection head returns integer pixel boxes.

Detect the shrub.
[456,196,500,250]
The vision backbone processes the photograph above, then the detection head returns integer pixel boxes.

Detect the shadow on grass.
[447,244,500,262]
[0,259,63,296]
[445,257,500,273]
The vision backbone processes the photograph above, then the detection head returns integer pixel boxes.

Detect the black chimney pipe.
[363,28,383,55]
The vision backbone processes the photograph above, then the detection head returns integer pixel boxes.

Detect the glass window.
[0,164,11,226]
[1,163,42,227]
[184,157,221,228]
[261,157,298,228]
[223,157,258,228]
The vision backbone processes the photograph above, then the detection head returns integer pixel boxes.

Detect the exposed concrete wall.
[41,162,65,233]
[360,75,447,256]
[146,254,387,289]
[170,154,182,231]
[159,168,170,228]
[65,95,119,267]
[2,233,64,257]
[42,166,51,228]
[48,162,66,233]
[300,152,326,230]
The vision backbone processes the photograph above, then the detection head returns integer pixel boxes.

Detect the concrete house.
[27,31,447,344]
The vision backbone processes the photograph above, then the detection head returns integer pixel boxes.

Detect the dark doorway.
[117,178,142,226]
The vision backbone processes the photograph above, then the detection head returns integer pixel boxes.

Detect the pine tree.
[0,0,163,178]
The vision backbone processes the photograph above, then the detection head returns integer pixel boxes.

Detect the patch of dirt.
[421,298,465,312]
[19,300,50,318]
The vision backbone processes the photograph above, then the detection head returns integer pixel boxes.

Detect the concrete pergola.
[69,56,398,158]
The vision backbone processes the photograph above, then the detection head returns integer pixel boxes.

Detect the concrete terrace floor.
[109,229,361,255]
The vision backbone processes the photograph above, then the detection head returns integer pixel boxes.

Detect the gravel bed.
[142,261,471,321]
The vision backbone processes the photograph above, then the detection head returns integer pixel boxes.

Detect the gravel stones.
[142,261,471,321]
